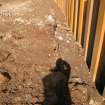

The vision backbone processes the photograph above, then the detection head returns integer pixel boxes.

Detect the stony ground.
[0,0,104,105]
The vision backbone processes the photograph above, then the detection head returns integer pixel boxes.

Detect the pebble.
[14,17,25,24]
[0,68,11,84]
[47,15,55,23]
[66,40,70,43]
[58,36,63,41]
[89,99,95,105]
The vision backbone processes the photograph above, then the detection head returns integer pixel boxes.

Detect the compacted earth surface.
[0,0,104,105]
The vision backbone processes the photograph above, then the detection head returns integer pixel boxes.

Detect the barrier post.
[74,0,79,40]
[90,0,105,82]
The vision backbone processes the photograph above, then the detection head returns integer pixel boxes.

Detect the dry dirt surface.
[0,0,104,105]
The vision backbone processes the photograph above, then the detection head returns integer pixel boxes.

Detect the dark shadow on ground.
[42,58,72,105]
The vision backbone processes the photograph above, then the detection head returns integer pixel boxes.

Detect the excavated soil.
[0,0,104,105]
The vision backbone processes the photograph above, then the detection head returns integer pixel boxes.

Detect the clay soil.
[0,0,104,105]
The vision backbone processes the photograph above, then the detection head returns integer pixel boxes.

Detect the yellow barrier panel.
[84,0,94,60]
[74,0,79,40]
[55,0,105,83]
[55,0,65,14]
[66,0,71,26]
[77,0,87,45]
[90,0,105,82]
[71,0,75,32]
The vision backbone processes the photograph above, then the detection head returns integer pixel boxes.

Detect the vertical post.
[77,0,87,45]
[68,0,72,26]
[58,0,60,9]
[84,0,94,61]
[65,0,69,23]
[64,0,67,17]
[66,0,72,27]
[71,0,75,32]
[74,0,79,40]
[60,0,62,12]
[90,0,105,82]
[62,0,64,13]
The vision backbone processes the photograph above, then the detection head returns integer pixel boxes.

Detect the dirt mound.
[0,0,65,22]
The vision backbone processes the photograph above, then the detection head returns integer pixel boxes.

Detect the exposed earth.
[0,0,104,105]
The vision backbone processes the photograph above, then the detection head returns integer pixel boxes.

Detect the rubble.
[0,0,104,105]
[69,76,88,86]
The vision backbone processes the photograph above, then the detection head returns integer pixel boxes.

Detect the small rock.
[89,99,95,105]
[58,36,63,41]
[37,21,44,26]
[48,54,51,57]
[66,40,70,43]
[15,97,21,102]
[0,68,11,84]
[47,15,55,23]
[69,77,88,85]
[14,17,25,24]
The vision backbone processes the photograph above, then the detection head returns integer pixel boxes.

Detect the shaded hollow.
[42,58,72,105]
